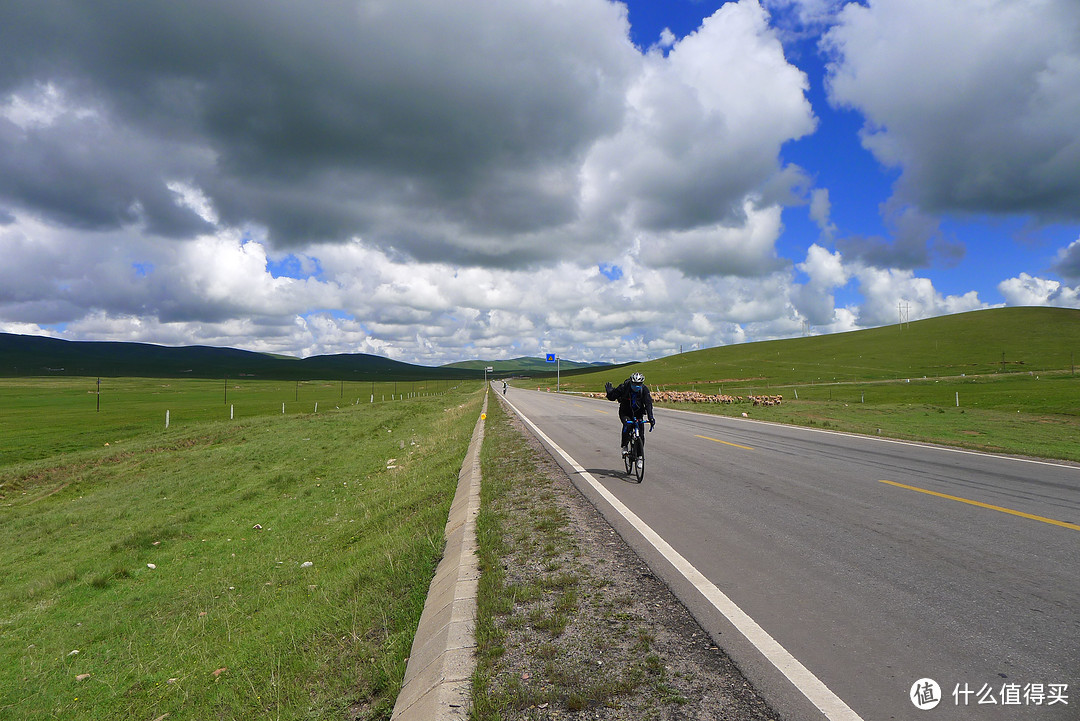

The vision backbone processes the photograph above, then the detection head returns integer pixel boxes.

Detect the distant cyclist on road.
[605,372,655,457]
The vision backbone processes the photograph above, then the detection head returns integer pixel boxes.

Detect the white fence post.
[165,410,170,429]
[230,404,234,420]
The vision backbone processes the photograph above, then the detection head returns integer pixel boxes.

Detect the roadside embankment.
[391,394,486,720]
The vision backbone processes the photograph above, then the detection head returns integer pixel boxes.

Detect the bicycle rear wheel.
[623,445,634,474]
[633,436,644,482]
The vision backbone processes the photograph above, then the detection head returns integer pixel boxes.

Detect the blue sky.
[1,0,1078,363]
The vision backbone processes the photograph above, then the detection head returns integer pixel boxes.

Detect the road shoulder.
[471,393,780,719]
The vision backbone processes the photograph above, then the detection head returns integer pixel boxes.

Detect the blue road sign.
[546,353,555,363]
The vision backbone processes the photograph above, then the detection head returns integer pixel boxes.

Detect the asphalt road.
[498,385,1080,721]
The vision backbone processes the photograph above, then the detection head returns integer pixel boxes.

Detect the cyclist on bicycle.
[605,372,656,457]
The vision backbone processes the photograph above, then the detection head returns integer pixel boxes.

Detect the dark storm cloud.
[0,112,215,237]
[836,202,963,270]
[0,0,637,254]
[1054,241,1080,282]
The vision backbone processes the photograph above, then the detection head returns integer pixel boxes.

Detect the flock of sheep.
[585,389,783,406]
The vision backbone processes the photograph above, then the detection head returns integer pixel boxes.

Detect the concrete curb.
[391,394,486,720]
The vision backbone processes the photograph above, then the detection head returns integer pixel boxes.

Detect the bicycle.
[622,418,649,482]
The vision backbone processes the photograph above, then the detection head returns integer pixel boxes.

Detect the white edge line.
[501,394,864,721]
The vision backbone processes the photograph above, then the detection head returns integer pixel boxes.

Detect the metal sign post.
[546,353,560,392]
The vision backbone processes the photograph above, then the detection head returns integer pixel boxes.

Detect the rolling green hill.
[0,333,485,381]
[558,307,1080,390]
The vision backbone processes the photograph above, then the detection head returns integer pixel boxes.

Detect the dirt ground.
[473,397,782,720]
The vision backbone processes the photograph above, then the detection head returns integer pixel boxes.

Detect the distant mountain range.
[0,333,487,380]
[440,357,615,373]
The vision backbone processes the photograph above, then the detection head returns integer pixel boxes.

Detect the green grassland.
[1,381,483,720]
[548,307,1080,461]
[0,377,456,468]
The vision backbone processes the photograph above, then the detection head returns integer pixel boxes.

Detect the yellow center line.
[879,480,1080,532]
[593,409,610,415]
[696,434,754,451]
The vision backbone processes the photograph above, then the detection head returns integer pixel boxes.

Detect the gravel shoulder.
[470,393,781,720]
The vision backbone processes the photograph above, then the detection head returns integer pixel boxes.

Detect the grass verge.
[647,373,1080,462]
[0,386,482,720]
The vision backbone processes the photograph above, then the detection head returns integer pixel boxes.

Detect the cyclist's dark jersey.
[606,379,655,421]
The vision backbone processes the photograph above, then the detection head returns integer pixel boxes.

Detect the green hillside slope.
[562,307,1080,389]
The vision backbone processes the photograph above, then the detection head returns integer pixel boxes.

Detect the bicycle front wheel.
[633,437,644,482]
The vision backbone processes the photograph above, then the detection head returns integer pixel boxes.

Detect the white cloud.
[823,0,1080,218]
[167,181,219,226]
[582,0,815,234]
[0,321,58,336]
[792,243,849,325]
[0,82,98,130]
[807,306,859,336]
[998,272,1080,308]
[809,188,836,239]
[800,243,848,288]
[855,266,985,327]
